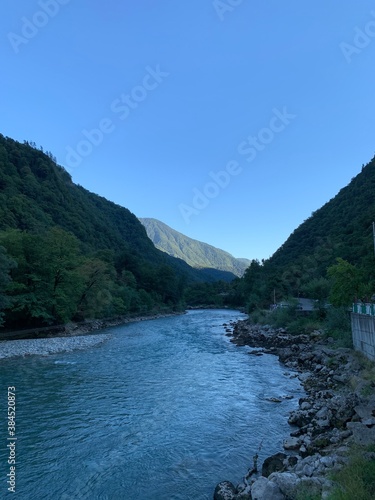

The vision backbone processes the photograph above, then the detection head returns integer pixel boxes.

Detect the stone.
[262,453,287,477]
[283,437,300,450]
[315,406,329,419]
[315,418,331,429]
[299,372,312,383]
[251,477,285,500]
[355,404,375,421]
[288,410,310,427]
[346,422,375,446]
[269,472,301,499]
[320,455,335,468]
[213,481,236,500]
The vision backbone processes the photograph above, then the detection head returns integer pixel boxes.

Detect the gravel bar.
[0,333,111,360]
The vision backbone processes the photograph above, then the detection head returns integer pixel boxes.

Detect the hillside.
[268,156,375,270]
[240,154,375,309]
[140,218,250,277]
[0,135,234,328]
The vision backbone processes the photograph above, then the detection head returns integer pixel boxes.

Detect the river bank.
[214,319,375,500]
[0,311,184,360]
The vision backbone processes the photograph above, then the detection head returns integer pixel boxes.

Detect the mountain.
[240,154,375,309]
[0,134,234,328]
[140,218,250,277]
[268,156,375,270]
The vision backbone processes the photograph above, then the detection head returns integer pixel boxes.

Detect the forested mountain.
[238,155,375,310]
[0,134,233,329]
[140,218,250,277]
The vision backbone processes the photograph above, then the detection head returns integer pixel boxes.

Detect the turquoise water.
[0,310,303,499]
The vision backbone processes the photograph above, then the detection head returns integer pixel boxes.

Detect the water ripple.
[0,310,303,500]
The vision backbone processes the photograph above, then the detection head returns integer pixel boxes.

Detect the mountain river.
[0,309,304,499]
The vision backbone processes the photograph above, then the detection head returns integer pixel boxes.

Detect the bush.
[323,306,352,348]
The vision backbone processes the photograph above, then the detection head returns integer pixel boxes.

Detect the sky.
[1,1,375,260]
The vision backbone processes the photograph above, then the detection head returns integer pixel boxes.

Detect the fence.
[351,312,375,361]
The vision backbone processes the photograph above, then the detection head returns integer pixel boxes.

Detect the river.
[0,309,303,499]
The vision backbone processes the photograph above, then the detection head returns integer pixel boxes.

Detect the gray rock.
[315,418,331,429]
[213,481,237,500]
[269,472,300,498]
[299,372,312,383]
[319,455,335,468]
[354,404,375,420]
[251,477,284,500]
[346,422,375,446]
[315,406,329,419]
[283,437,300,450]
[332,374,348,384]
[262,453,287,477]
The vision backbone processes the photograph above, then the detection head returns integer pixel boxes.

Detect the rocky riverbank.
[214,320,375,500]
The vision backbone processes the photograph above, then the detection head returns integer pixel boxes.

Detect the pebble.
[0,334,110,360]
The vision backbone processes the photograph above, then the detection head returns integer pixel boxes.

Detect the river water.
[0,309,303,499]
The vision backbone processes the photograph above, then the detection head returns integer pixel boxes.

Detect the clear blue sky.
[2,1,375,260]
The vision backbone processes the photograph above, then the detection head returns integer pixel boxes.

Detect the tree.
[327,258,368,307]
[0,246,15,326]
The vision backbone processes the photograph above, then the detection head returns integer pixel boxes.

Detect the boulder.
[269,472,300,498]
[346,422,375,447]
[262,453,287,477]
[251,477,285,500]
[283,437,300,450]
[213,481,237,500]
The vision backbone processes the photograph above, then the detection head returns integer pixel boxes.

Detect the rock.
[355,404,375,421]
[266,397,283,403]
[251,477,285,500]
[283,437,300,450]
[235,482,252,498]
[269,472,300,499]
[346,422,375,446]
[315,418,331,429]
[300,402,311,411]
[332,374,348,384]
[320,455,335,468]
[262,453,287,477]
[298,372,313,383]
[213,481,237,500]
[315,406,329,420]
[288,410,310,427]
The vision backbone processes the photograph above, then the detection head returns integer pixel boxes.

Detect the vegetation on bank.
[327,446,375,500]
[1,133,375,340]
[0,134,236,330]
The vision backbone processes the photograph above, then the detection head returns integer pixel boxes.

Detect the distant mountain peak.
[140,218,250,277]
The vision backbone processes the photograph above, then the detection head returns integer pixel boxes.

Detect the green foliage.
[324,306,352,347]
[234,155,375,315]
[328,448,375,500]
[0,245,15,325]
[327,258,368,307]
[0,134,241,329]
[184,281,233,307]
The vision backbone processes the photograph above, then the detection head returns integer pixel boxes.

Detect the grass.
[326,449,375,500]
